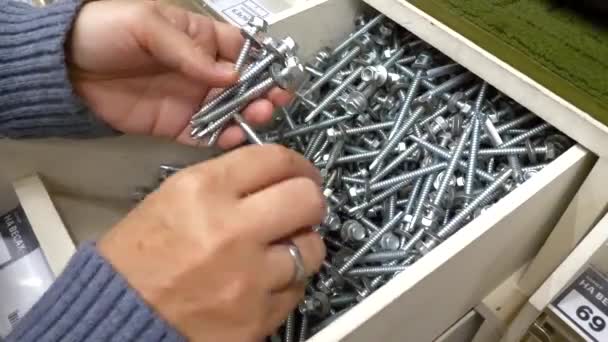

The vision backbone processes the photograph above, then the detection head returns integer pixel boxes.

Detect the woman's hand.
[68,0,290,148]
[98,145,326,341]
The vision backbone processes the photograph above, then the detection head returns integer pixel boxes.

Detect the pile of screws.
[261,13,572,341]
[189,17,306,145]
[135,13,573,342]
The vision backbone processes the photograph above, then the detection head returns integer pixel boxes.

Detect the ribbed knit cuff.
[0,0,116,138]
[6,242,185,342]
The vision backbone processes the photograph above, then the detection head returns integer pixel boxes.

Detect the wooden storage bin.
[265,0,597,340]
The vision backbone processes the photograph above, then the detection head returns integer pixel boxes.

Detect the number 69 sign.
[553,267,608,342]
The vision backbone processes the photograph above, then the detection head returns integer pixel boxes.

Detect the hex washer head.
[355,34,375,52]
[270,57,307,92]
[264,36,298,59]
[247,16,268,32]
[413,51,433,70]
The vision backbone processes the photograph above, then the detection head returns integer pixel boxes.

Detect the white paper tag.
[205,0,272,26]
[552,267,608,342]
[0,239,9,266]
[0,206,55,339]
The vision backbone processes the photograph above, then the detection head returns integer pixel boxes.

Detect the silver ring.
[286,242,307,286]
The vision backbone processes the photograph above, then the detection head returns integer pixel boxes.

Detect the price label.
[551,267,608,342]
[204,0,272,27]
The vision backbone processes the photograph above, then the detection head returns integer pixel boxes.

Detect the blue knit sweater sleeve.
[0,0,114,138]
[6,243,186,342]
[2,1,184,340]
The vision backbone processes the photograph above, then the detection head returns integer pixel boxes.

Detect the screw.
[300,292,331,318]
[281,108,306,151]
[331,14,385,57]
[298,313,308,342]
[346,265,408,277]
[425,63,463,79]
[415,72,474,104]
[356,250,410,263]
[313,137,332,162]
[481,115,525,183]
[327,121,394,139]
[303,35,374,98]
[233,113,264,145]
[304,65,365,122]
[199,57,307,125]
[419,169,513,254]
[399,177,424,235]
[369,106,426,171]
[379,232,400,250]
[356,256,416,299]
[370,134,428,183]
[284,312,296,342]
[366,162,448,192]
[325,137,345,170]
[463,146,549,157]
[408,135,497,184]
[431,123,472,211]
[267,115,353,142]
[322,210,341,233]
[389,52,432,140]
[236,17,268,73]
[304,130,327,160]
[498,123,552,148]
[479,112,536,142]
[329,294,357,307]
[191,37,298,122]
[387,194,397,220]
[318,211,405,293]
[310,47,332,69]
[341,176,367,185]
[404,172,435,235]
[340,220,367,243]
[305,65,344,87]
[465,81,489,204]
[159,164,181,180]
[206,126,222,146]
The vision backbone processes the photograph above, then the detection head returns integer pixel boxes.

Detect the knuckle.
[176,165,222,194]
[298,178,326,220]
[167,169,201,194]
[218,277,250,307]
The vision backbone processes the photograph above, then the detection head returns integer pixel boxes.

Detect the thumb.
[141,12,237,86]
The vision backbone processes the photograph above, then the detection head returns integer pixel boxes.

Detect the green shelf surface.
[409,0,608,126]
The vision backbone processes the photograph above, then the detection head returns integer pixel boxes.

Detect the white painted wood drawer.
[264,0,598,340]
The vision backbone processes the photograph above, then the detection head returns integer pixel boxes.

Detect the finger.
[238,177,326,242]
[264,230,326,290]
[137,10,237,86]
[213,20,246,61]
[166,9,244,63]
[184,98,273,149]
[267,88,293,107]
[264,286,305,335]
[201,144,321,196]
[179,122,249,150]
[242,99,274,126]
[216,125,246,149]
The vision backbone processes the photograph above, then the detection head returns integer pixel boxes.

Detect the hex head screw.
[237,17,268,73]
